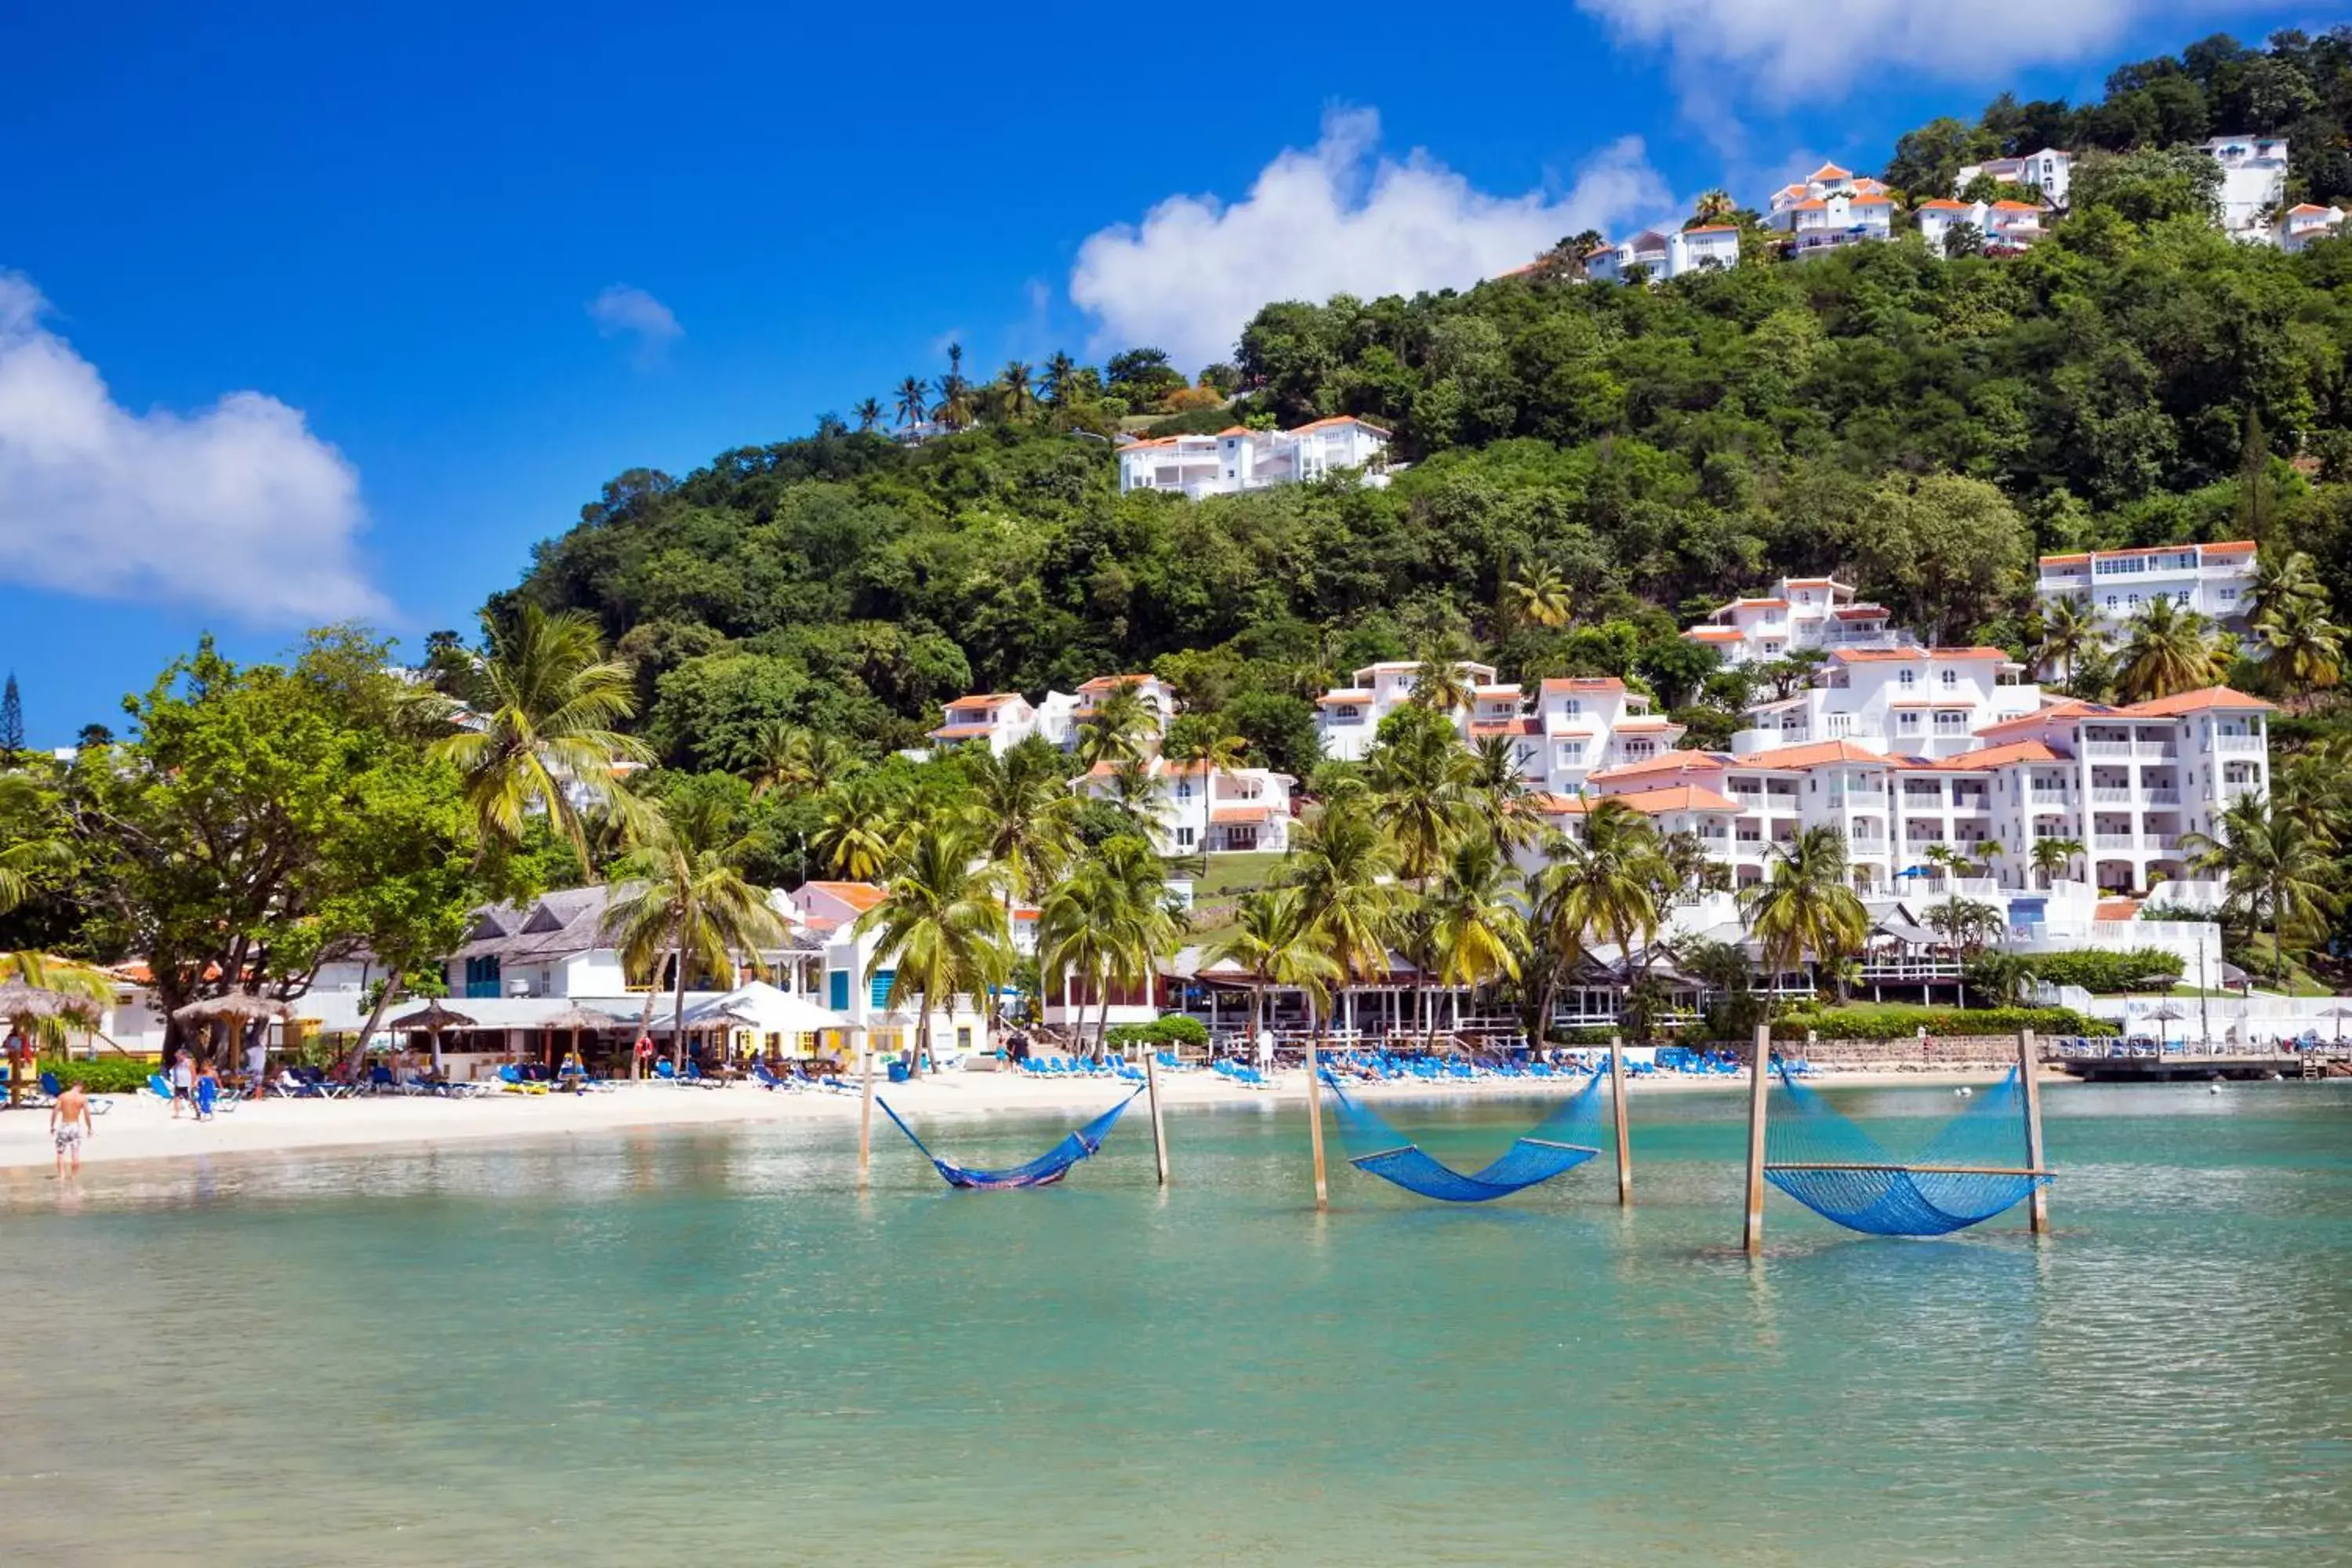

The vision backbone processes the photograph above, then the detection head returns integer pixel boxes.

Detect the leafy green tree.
[2070,146,2223,225]
[2118,597,2233,702]
[1533,799,1666,996]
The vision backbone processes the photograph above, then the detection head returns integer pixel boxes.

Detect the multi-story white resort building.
[2279,202,2347,252]
[1583,225,1741,284]
[1681,575,1907,666]
[1765,163,1896,257]
[2034,540,2257,639]
[2204,135,2288,240]
[1915,197,2050,255]
[1955,148,2075,208]
[1116,417,1392,498]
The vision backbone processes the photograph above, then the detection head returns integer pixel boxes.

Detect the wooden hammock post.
[1608,1033,1632,1207]
[1145,1044,1171,1187]
[1306,1033,1329,1210]
[1743,1022,1770,1255]
[857,1031,874,1190]
[2019,1028,2049,1235]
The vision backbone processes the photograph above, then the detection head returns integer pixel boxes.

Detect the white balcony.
[2091,787,2135,805]
[2092,834,2137,851]
[2214,735,2263,754]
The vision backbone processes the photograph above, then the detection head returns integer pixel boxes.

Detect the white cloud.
[1069,108,1671,369]
[587,284,681,362]
[1575,0,2259,96]
[0,273,383,626]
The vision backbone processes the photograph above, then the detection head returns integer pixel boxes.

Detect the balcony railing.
[2083,742,2175,760]
[2091,787,2135,805]
[2214,735,2263,753]
[2092,834,2138,851]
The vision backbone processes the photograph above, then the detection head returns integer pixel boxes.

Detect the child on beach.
[194,1058,220,1120]
[168,1050,194,1118]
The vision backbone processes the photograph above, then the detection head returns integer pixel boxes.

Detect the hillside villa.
[1680,575,1907,666]
[1116,417,1393,499]
[2034,540,2256,641]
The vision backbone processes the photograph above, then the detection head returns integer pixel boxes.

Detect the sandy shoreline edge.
[0,1063,2060,1178]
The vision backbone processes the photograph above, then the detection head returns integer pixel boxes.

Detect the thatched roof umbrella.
[538,1003,619,1080]
[2319,1004,2352,1045]
[172,993,295,1075]
[387,1000,477,1076]
[0,982,78,1107]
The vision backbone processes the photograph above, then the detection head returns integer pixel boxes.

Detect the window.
[1175,826,1196,848]
[1897,713,1921,733]
[1934,712,1966,734]
[2174,590,2190,606]
[1559,742,1586,764]
[1561,699,1582,717]
[2105,594,2118,612]
[2220,587,2240,604]
[1940,668,1958,688]
[1899,669,1916,688]
[1334,704,1359,720]
[463,956,502,999]
[2127,593,2141,609]
[956,1026,973,1052]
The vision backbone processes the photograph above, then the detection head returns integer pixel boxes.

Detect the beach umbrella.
[537,1002,619,1075]
[173,992,296,1075]
[387,1000,477,1075]
[2143,1001,2185,1050]
[2319,1004,2352,1045]
[0,982,78,1107]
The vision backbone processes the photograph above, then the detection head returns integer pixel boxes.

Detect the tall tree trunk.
[668,901,692,1075]
[340,964,405,1077]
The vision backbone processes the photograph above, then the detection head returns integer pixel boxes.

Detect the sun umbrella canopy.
[0,981,78,1021]
[386,1001,479,1032]
[537,1004,623,1032]
[2144,1004,2187,1022]
[174,993,295,1022]
[683,980,845,1036]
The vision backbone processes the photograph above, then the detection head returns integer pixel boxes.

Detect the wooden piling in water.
[1305,1035,1328,1210]
[857,1033,874,1190]
[1608,1033,1632,1207]
[1145,1045,1170,1187]
[2019,1029,2049,1236]
[1743,1022,1770,1255]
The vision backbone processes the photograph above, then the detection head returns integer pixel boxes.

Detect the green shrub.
[35,1057,160,1095]
[1771,1005,2116,1042]
[1104,1016,1210,1051]
[2020,949,2182,993]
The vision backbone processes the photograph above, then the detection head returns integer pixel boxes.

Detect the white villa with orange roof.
[1955,148,2074,208]
[1736,645,2042,759]
[928,691,1079,754]
[2278,202,2346,252]
[1583,225,1741,285]
[1073,755,1295,858]
[1315,660,1500,761]
[1916,197,2050,255]
[1683,575,1907,666]
[2034,540,2257,641]
[1116,417,1393,499]
[1766,162,1896,257]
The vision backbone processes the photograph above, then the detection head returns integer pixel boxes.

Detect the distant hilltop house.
[2203,135,2288,241]
[2278,202,2347,252]
[1766,164,1897,258]
[927,674,1173,756]
[2034,541,2257,641]
[1115,417,1393,499]
[1916,198,2049,254]
[1682,576,1911,666]
[1582,225,1740,284]
[1955,148,2074,208]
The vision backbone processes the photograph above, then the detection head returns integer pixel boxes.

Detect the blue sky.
[0,0,2313,742]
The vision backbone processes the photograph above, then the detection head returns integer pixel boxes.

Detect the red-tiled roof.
[2118,687,2277,717]
[800,881,886,913]
[1587,750,1725,782]
[1730,739,1888,771]
[1600,784,1743,815]
[1539,677,1628,694]
[1468,718,1541,738]
[1913,740,2064,770]
[928,723,996,739]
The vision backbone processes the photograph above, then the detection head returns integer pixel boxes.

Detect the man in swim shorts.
[50,1080,93,1176]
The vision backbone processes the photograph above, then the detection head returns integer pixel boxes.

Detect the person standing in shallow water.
[50,1080,92,1177]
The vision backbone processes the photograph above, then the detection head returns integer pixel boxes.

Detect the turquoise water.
[3,1082,2348,1566]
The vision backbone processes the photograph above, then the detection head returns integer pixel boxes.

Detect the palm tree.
[1038,837,1174,1054]
[1534,800,1666,999]
[2184,796,2340,989]
[1502,565,1572,631]
[2030,835,2084,889]
[1740,826,1868,1002]
[2117,597,2232,702]
[1692,188,1737,224]
[1160,727,1247,873]
[430,603,651,877]
[748,721,858,800]
[961,745,1080,908]
[854,820,1011,1080]
[1279,800,1398,1041]
[1465,733,1544,853]
[1041,350,1080,408]
[810,775,904,880]
[1425,837,1525,1046]
[2248,548,2328,629]
[1074,684,1156,771]
[2030,595,2100,690]
[1104,756,1172,843]
[1403,651,1475,717]
[608,790,788,1076]
[995,361,1036,422]
[1210,887,1339,1050]
[894,376,930,430]
[2256,593,2343,704]
[1365,714,1478,887]
[852,397,884,432]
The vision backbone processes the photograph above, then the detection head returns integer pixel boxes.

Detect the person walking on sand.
[50,1080,93,1177]
[194,1057,220,1120]
[168,1048,194,1118]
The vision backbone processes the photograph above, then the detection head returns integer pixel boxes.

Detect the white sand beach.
[0,1061,2042,1174]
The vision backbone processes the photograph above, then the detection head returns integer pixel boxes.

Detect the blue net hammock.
[1766,1062,2049,1236]
[877,1087,1143,1189]
[1318,1066,1608,1203]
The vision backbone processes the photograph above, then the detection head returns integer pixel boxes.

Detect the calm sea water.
[2,1081,2347,1567]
